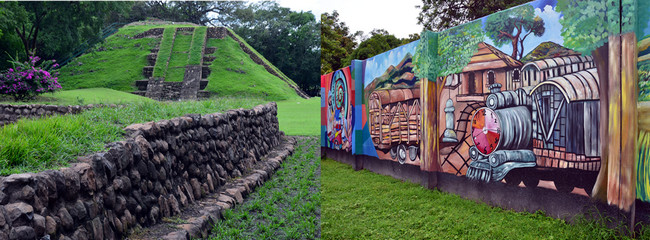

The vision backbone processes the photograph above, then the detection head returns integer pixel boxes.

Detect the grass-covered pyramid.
[58,21,307,101]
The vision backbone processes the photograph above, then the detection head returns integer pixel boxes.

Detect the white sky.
[275,0,424,39]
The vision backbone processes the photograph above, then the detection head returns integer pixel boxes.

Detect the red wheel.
[471,108,501,155]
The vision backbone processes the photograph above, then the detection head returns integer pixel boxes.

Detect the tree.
[343,29,403,66]
[417,0,530,31]
[216,1,320,96]
[414,20,485,81]
[320,11,360,74]
[484,4,544,59]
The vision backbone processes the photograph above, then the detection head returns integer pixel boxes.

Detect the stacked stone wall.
[0,104,98,127]
[0,102,282,240]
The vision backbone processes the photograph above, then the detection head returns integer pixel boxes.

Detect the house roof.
[530,68,599,102]
[462,42,523,72]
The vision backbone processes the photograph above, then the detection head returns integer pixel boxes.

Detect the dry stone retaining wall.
[0,102,282,240]
[0,104,99,127]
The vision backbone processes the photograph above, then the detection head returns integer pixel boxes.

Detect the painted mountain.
[521,41,581,63]
[364,53,420,94]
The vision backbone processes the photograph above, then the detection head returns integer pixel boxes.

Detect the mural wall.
[322,0,645,212]
[321,67,355,152]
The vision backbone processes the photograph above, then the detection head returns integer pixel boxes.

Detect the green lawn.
[153,27,176,78]
[203,35,299,101]
[189,27,207,65]
[210,136,320,239]
[276,97,320,136]
[322,158,648,239]
[0,88,152,105]
[0,96,266,176]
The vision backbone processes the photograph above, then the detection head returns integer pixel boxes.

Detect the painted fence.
[322,0,650,213]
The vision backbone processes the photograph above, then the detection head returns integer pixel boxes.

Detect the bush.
[0,56,62,101]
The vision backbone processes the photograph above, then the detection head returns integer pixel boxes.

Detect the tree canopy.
[417,0,530,31]
[320,11,360,74]
[484,4,544,60]
[343,29,418,66]
[556,0,621,54]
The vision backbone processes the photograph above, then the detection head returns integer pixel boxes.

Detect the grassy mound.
[57,23,300,100]
[203,35,299,100]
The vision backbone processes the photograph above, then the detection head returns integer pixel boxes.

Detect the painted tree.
[484,4,545,60]
[414,20,485,82]
[557,0,636,210]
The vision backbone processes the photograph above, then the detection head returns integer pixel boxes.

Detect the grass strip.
[210,136,320,240]
[153,27,176,78]
[189,27,207,65]
[322,158,650,239]
[0,96,266,176]
[0,88,153,106]
[276,97,320,136]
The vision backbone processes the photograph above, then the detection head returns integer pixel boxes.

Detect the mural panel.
[362,41,422,165]
[321,67,355,152]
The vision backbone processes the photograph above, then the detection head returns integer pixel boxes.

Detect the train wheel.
[390,146,398,160]
[553,180,574,193]
[504,172,522,186]
[523,178,539,188]
[397,144,407,164]
[408,146,418,161]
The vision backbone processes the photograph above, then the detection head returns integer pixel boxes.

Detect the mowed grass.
[210,136,320,240]
[0,96,266,175]
[204,36,299,101]
[322,158,650,239]
[0,88,153,105]
[189,27,207,65]
[153,27,176,78]
[276,97,320,136]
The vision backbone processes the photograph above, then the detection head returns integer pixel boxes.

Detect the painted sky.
[482,0,565,60]
[364,40,420,87]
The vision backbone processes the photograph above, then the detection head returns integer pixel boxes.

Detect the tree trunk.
[510,37,519,60]
[591,42,610,202]
[421,78,440,175]
[620,31,638,211]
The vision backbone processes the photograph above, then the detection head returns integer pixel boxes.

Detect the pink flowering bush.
[0,56,62,101]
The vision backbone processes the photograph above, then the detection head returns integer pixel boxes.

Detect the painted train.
[368,87,421,164]
[466,60,601,194]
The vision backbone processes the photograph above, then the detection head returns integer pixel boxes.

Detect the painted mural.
[321,67,354,152]
[362,41,422,165]
[321,0,643,211]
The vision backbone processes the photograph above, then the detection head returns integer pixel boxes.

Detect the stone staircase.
[133,27,211,101]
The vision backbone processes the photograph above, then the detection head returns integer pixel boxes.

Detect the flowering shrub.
[0,56,62,101]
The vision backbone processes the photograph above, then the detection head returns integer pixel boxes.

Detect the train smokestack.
[489,83,502,93]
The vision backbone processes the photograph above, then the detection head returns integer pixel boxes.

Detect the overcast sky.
[275,0,424,39]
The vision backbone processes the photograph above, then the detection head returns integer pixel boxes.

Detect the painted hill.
[364,53,419,92]
[521,41,581,62]
[57,21,306,101]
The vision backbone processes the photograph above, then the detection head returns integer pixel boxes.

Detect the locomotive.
[466,67,601,194]
[368,87,421,164]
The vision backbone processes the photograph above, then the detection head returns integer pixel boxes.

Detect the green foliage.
[322,158,650,239]
[0,88,152,105]
[203,36,299,101]
[417,0,530,31]
[0,1,131,64]
[415,21,484,81]
[485,4,545,59]
[276,97,320,136]
[637,0,650,39]
[344,29,406,66]
[153,28,176,78]
[210,137,320,240]
[188,27,206,65]
[557,0,619,54]
[0,96,266,175]
[321,11,359,74]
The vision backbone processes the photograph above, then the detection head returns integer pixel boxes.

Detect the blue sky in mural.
[364,40,419,87]
[482,0,565,60]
